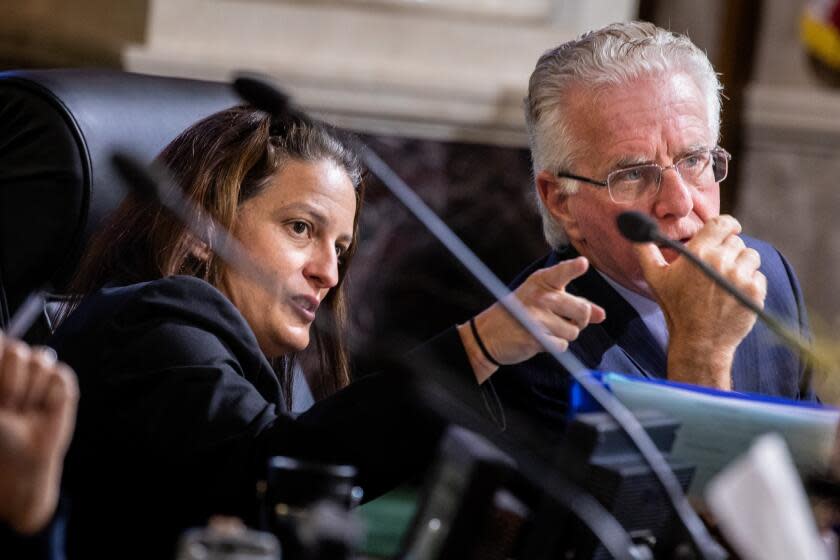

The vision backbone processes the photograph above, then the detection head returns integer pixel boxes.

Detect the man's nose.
[652,166,693,219]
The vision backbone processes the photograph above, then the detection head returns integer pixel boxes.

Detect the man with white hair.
[472,22,814,428]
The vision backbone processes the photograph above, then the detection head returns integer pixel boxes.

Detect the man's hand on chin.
[633,214,768,390]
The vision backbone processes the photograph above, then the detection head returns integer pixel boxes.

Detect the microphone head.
[112,151,161,202]
[232,73,291,116]
[616,211,661,243]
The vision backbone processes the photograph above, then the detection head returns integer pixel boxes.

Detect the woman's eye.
[289,221,310,236]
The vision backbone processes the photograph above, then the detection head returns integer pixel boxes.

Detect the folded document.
[574,373,840,496]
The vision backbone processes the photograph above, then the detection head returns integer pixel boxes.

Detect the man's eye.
[616,168,645,182]
[681,152,708,169]
[682,156,702,168]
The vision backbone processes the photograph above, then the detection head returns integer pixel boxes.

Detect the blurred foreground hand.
[0,335,78,534]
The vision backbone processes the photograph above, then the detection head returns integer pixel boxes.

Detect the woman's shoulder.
[85,275,243,326]
[52,276,278,402]
[53,275,259,360]
[103,274,228,306]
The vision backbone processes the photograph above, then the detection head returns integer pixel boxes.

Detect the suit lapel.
[553,248,668,379]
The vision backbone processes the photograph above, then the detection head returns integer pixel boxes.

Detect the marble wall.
[347,135,543,372]
[125,0,637,146]
[739,0,840,331]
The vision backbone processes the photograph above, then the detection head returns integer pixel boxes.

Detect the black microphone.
[616,211,661,244]
[4,288,47,339]
[229,76,725,559]
[617,210,830,394]
[232,74,291,116]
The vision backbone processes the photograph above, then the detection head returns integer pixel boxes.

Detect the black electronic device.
[557,411,695,559]
[257,456,364,560]
[396,426,528,560]
[400,414,693,560]
[176,524,280,560]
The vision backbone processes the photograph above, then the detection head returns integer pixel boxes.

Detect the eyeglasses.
[557,147,731,204]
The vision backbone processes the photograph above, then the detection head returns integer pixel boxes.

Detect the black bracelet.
[469,317,502,367]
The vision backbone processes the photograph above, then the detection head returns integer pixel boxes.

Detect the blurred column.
[739,0,840,330]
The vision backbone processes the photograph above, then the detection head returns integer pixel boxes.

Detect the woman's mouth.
[291,295,319,322]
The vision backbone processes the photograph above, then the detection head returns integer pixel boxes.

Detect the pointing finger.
[589,303,606,324]
[538,256,590,291]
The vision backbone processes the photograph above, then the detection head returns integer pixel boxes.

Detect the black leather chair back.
[0,69,238,328]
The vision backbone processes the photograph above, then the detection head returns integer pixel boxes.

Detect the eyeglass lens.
[608,149,728,202]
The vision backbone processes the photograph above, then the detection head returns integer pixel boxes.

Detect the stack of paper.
[597,373,840,496]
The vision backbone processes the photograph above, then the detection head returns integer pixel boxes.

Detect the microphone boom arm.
[354,145,724,559]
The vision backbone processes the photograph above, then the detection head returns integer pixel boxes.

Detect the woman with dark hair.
[51,105,605,558]
[65,106,360,404]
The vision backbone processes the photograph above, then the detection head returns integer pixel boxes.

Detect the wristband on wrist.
[468,317,502,367]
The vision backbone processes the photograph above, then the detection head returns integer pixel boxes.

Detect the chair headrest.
[0,69,238,325]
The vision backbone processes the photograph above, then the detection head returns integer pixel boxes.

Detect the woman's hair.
[525,21,722,249]
[65,105,364,402]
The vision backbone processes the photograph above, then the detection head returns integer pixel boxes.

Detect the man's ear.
[536,170,580,240]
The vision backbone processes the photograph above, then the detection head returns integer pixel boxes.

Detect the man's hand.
[0,336,78,534]
[458,256,606,383]
[635,215,767,389]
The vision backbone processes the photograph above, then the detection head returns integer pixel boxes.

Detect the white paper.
[705,433,827,560]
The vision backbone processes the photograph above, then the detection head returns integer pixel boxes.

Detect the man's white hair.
[524,21,723,249]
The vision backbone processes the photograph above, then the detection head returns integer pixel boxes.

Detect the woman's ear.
[536,170,580,240]
[187,233,211,262]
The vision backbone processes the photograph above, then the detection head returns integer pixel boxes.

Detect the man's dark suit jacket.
[492,235,815,433]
